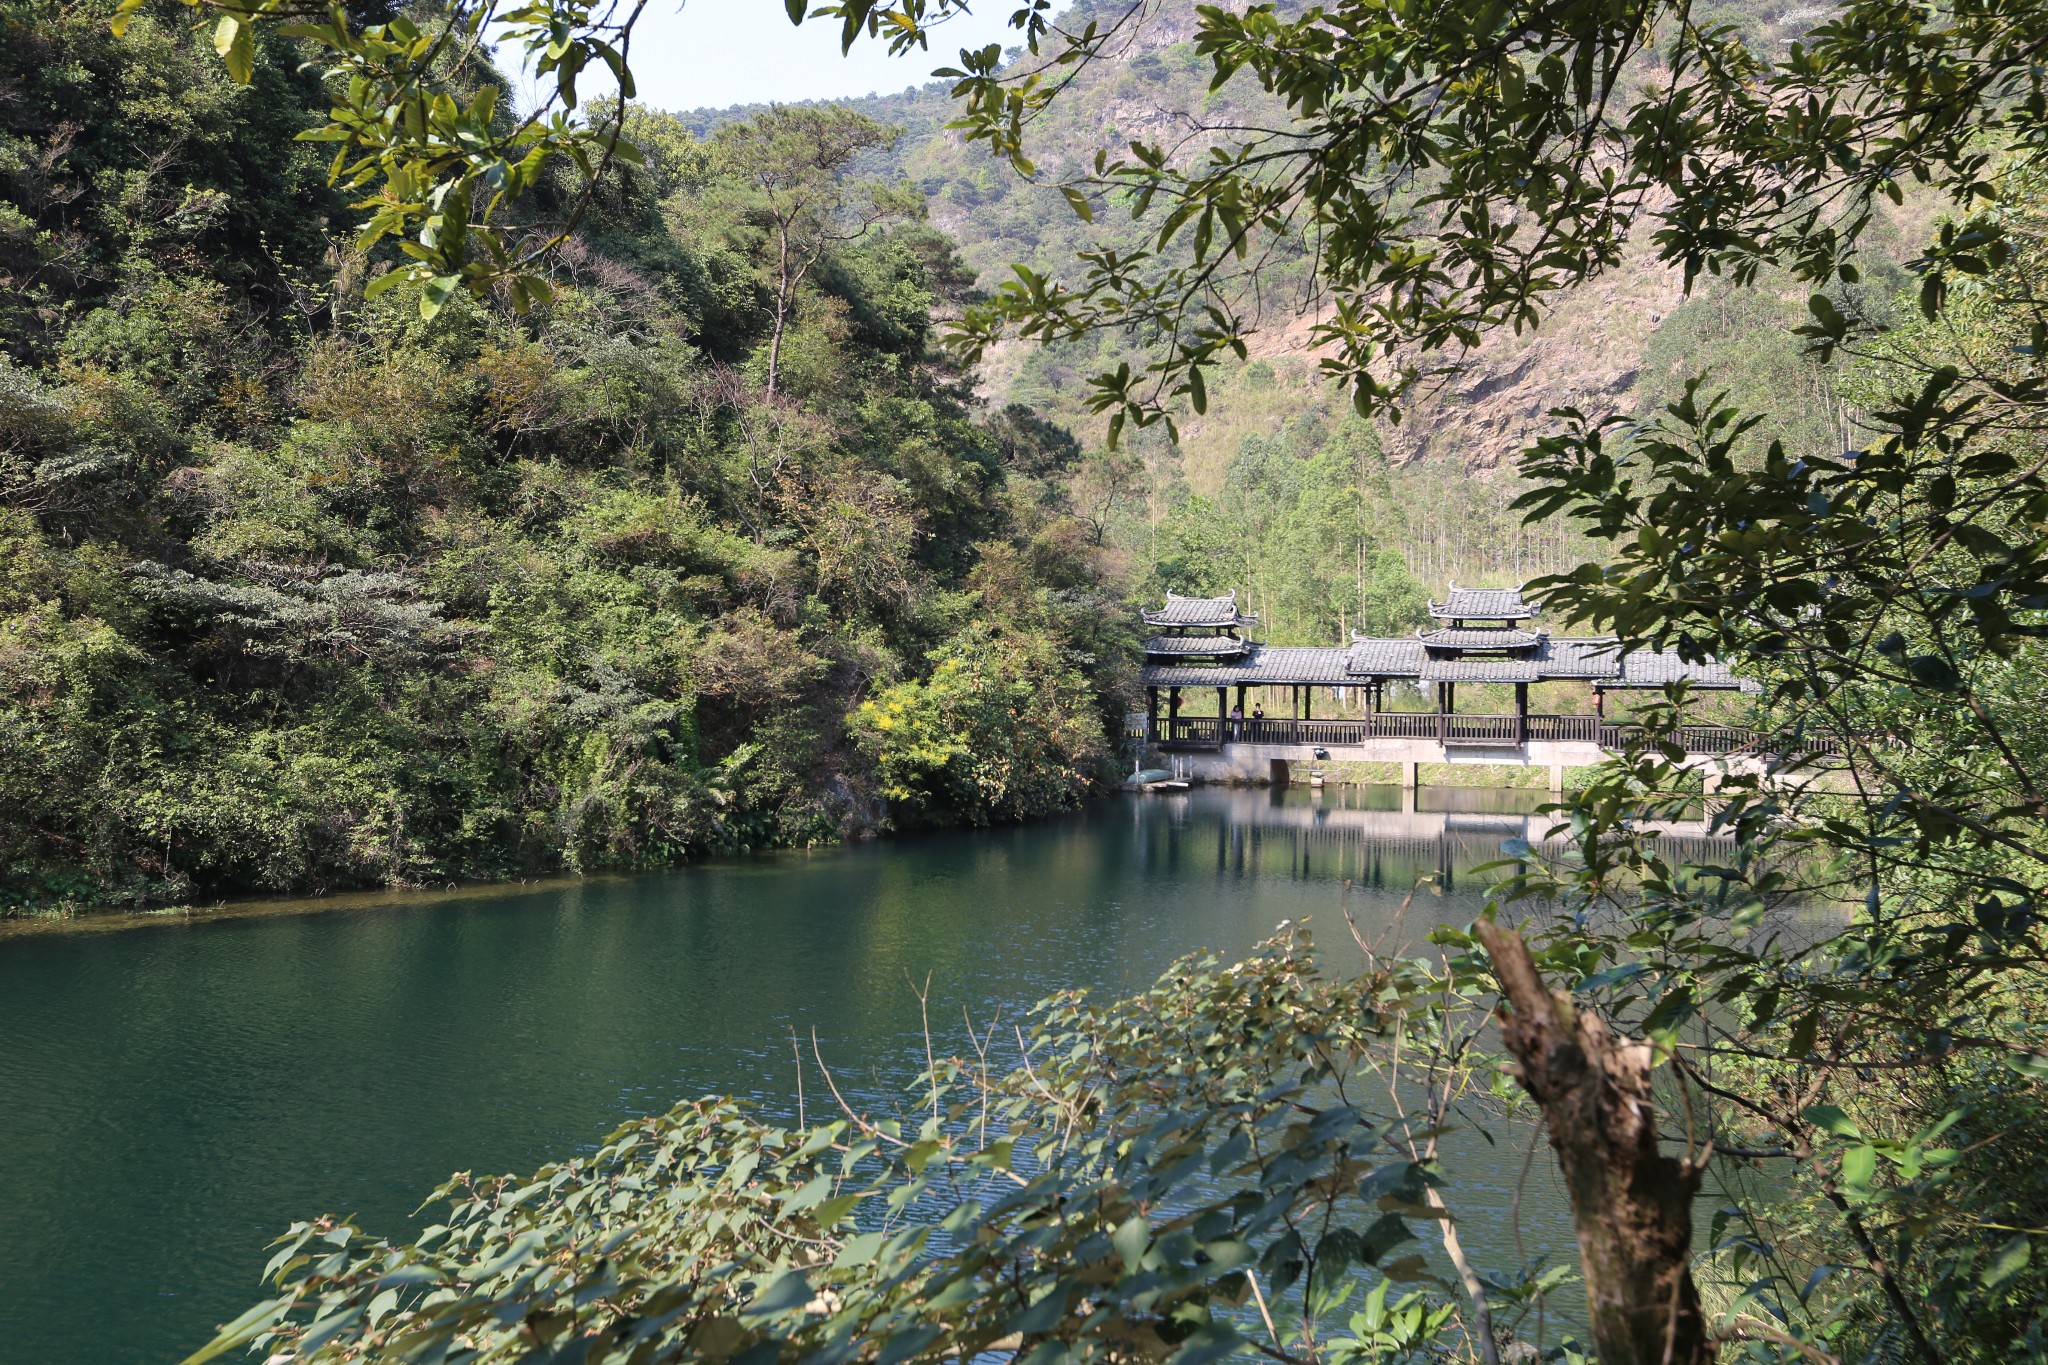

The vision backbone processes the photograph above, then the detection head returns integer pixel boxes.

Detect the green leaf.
[460,1231,540,1282]
[781,1172,835,1213]
[1356,1211,1415,1264]
[1805,291,1846,338]
[834,1231,886,1268]
[1906,653,1960,689]
[1983,1234,2031,1292]
[214,15,254,83]
[1804,1105,1862,1140]
[876,1325,944,1365]
[1008,1282,1072,1335]
[1112,1213,1150,1271]
[1577,962,1650,992]
[812,1193,859,1225]
[743,1269,813,1319]
[364,266,414,300]
[1165,1328,1244,1365]
[108,0,146,37]
[176,1296,293,1365]
[419,274,461,319]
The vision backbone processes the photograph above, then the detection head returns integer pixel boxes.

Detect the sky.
[606,0,1020,111]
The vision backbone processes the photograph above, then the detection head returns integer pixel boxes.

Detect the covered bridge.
[1138,586,1765,761]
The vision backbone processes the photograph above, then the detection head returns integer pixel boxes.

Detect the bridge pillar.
[1401,759,1418,791]
[1549,764,1564,796]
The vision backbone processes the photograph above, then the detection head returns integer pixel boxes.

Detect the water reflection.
[1132,785,1729,898]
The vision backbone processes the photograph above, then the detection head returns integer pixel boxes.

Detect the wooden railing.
[1528,714,1601,743]
[1440,714,1520,745]
[1360,713,1441,741]
[1240,717,1405,746]
[1599,723,1845,759]
[1156,716,1226,748]
[1147,713,1841,759]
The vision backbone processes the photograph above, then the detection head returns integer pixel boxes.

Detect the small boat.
[1121,768,1186,792]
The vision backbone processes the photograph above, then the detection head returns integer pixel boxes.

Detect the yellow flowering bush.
[852,623,1108,826]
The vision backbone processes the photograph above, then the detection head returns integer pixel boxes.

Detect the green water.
[0,787,1578,1365]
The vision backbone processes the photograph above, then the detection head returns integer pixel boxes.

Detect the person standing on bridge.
[1229,703,1243,739]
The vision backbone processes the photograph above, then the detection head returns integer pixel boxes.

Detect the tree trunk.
[766,290,789,401]
[1474,922,1714,1365]
[767,226,793,400]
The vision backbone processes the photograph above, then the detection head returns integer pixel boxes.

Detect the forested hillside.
[849,0,1902,476]
[0,0,1934,910]
[678,54,1600,640]
[674,0,1918,647]
[0,3,1127,910]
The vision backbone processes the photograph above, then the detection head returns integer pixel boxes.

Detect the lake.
[0,786,1587,1365]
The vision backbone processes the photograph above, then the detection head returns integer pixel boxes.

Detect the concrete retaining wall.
[1161,739,1607,787]
[1152,740,1830,791]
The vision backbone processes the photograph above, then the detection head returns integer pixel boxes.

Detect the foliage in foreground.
[186,932,1545,1365]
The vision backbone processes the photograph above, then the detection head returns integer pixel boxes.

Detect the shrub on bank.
[853,623,1110,827]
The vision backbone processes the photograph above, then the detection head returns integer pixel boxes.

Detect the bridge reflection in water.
[1128,785,1730,902]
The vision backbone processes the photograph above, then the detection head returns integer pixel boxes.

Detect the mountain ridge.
[662,0,1897,487]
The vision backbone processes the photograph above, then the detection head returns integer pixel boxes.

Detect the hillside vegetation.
[674,0,1917,650]
[0,0,1941,911]
[0,4,1128,910]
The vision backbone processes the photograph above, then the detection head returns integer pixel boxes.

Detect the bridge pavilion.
[1139,586,1760,760]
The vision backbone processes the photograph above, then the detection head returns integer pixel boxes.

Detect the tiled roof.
[1346,637,1428,676]
[1419,657,1542,683]
[1418,627,1540,651]
[1136,632,1757,692]
[1143,634,1250,658]
[1538,636,1624,678]
[1428,585,1534,621]
[1142,591,1258,628]
[1613,650,1760,692]
[1141,645,1357,687]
